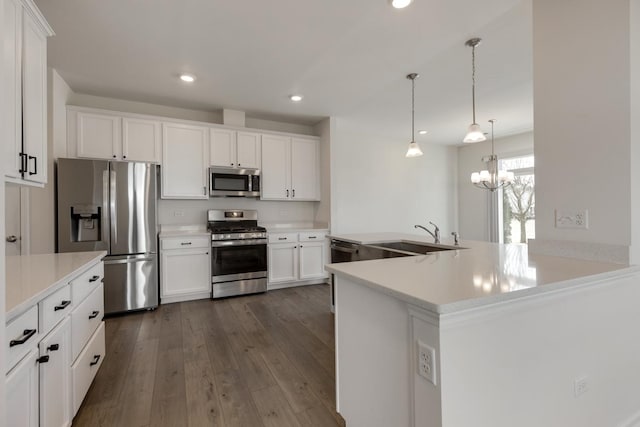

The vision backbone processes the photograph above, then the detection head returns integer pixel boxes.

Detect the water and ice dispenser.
[70,205,102,242]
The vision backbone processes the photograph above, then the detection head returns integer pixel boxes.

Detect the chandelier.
[470,119,514,191]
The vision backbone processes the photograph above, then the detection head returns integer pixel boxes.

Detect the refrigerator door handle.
[102,169,110,249]
[110,169,117,247]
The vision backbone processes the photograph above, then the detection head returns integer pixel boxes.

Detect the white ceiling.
[34,0,533,145]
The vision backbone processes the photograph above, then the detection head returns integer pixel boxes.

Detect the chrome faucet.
[414,221,440,244]
[451,231,459,246]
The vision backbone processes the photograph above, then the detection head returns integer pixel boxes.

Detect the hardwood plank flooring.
[73,284,345,427]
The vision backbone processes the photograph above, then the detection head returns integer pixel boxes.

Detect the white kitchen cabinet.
[6,349,39,427]
[261,135,320,201]
[73,110,162,163]
[268,242,299,284]
[122,117,162,162]
[299,241,327,280]
[210,128,261,169]
[3,0,53,185]
[268,231,329,288]
[39,316,71,427]
[160,235,211,303]
[161,123,209,199]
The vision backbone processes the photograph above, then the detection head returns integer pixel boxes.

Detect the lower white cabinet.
[6,349,39,427]
[268,231,329,288]
[160,234,211,303]
[39,317,71,427]
[5,258,105,427]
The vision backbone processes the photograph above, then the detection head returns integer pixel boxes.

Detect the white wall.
[533,0,632,253]
[313,117,333,226]
[630,0,640,265]
[330,117,458,235]
[457,131,533,241]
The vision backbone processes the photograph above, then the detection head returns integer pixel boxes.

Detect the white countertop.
[6,251,106,322]
[326,233,635,315]
[158,224,210,238]
[263,222,329,232]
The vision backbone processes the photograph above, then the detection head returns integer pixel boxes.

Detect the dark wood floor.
[73,284,344,427]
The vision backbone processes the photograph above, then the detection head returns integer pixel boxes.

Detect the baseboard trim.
[268,278,329,291]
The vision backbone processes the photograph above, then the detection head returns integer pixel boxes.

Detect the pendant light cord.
[411,76,415,142]
[471,44,476,124]
[490,119,495,154]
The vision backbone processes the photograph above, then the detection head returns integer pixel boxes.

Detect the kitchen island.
[326,233,640,427]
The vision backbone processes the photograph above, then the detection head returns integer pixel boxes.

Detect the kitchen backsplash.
[157,198,318,226]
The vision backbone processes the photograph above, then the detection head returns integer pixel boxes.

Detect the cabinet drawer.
[299,231,326,242]
[161,236,210,250]
[39,285,72,336]
[71,284,104,362]
[70,262,104,306]
[71,321,105,416]
[6,306,38,373]
[268,233,298,243]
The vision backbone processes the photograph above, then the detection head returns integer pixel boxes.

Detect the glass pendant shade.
[406,141,423,157]
[463,123,487,143]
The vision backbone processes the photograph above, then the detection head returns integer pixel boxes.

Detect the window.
[497,154,535,244]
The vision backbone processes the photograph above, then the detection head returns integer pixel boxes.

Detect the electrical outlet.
[417,341,437,385]
[574,376,588,397]
[173,210,185,217]
[555,209,589,229]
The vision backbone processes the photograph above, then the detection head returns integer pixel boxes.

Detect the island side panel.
[438,272,640,427]
[334,275,412,426]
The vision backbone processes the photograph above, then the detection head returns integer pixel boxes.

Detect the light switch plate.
[555,209,588,229]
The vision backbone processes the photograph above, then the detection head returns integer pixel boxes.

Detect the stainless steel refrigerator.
[56,158,158,314]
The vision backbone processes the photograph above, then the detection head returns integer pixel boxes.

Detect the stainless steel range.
[207,209,268,298]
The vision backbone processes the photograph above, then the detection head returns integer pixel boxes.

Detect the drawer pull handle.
[47,344,59,352]
[89,275,100,282]
[308,236,317,239]
[90,355,101,366]
[89,310,100,319]
[181,242,192,245]
[278,237,287,241]
[10,329,37,347]
[37,355,50,364]
[54,300,71,311]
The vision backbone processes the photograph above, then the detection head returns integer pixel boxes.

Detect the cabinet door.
[236,131,261,169]
[291,138,320,201]
[299,241,327,280]
[161,248,211,297]
[39,316,71,427]
[21,8,48,184]
[3,0,22,179]
[77,112,121,160]
[122,117,161,163]
[268,243,298,283]
[210,128,236,167]
[6,349,39,427]
[161,123,209,199]
[261,134,291,200]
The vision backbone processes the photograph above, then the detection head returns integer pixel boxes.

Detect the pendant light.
[470,119,514,191]
[463,38,486,143]
[405,73,423,158]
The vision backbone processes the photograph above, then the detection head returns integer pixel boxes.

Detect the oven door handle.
[211,239,267,247]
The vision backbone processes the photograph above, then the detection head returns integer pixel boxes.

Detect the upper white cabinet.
[3,0,53,186]
[161,123,209,199]
[261,135,320,201]
[71,109,162,163]
[210,128,261,169]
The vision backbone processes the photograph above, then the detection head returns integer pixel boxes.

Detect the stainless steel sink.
[372,241,455,255]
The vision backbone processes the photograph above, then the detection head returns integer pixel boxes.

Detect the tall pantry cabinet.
[3,0,54,186]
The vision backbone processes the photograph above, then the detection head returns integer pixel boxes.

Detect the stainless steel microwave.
[210,168,261,197]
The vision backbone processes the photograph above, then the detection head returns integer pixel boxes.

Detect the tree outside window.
[498,155,535,244]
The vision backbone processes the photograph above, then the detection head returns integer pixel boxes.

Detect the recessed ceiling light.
[418,130,428,135]
[289,95,303,102]
[390,0,412,9]
[180,74,195,83]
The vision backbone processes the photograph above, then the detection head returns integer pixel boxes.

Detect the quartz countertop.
[263,222,329,232]
[326,233,635,315]
[158,224,210,238]
[6,251,106,322]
